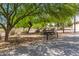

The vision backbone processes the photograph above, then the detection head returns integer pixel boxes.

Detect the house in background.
[71,15,79,32]
[62,15,79,33]
[72,21,79,32]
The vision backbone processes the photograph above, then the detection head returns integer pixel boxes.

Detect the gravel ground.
[0,34,79,56]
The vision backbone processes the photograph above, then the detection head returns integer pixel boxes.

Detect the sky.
[76,15,79,22]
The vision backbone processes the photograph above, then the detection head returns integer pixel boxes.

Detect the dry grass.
[0,42,11,52]
[0,34,44,52]
[0,28,63,52]
[9,35,43,45]
[0,29,4,32]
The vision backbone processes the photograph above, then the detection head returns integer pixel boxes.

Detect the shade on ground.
[0,34,79,56]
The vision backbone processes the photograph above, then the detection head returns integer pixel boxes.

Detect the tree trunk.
[27,26,32,33]
[62,27,64,33]
[74,16,76,33]
[5,30,10,42]
[62,24,64,33]
[63,29,64,33]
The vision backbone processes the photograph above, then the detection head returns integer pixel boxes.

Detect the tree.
[16,3,78,33]
[0,3,78,42]
[43,3,78,33]
[0,3,41,41]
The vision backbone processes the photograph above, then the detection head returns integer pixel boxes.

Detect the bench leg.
[46,35,48,41]
[57,32,58,38]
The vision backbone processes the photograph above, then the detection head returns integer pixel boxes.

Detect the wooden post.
[74,16,76,33]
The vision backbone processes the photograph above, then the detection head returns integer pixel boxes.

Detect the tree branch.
[0,4,7,15]
[0,11,7,18]
[12,5,40,27]
[0,23,6,31]
[9,4,21,17]
[10,4,22,24]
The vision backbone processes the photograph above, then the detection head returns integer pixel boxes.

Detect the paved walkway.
[0,33,79,56]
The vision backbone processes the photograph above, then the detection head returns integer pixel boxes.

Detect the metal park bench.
[43,28,58,40]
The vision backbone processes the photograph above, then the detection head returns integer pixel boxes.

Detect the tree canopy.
[0,3,78,41]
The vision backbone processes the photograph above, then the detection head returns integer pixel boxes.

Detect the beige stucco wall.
[72,24,79,32]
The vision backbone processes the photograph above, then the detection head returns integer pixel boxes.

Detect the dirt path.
[0,33,79,56]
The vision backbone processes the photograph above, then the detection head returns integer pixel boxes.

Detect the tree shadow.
[62,35,79,42]
[1,35,79,56]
